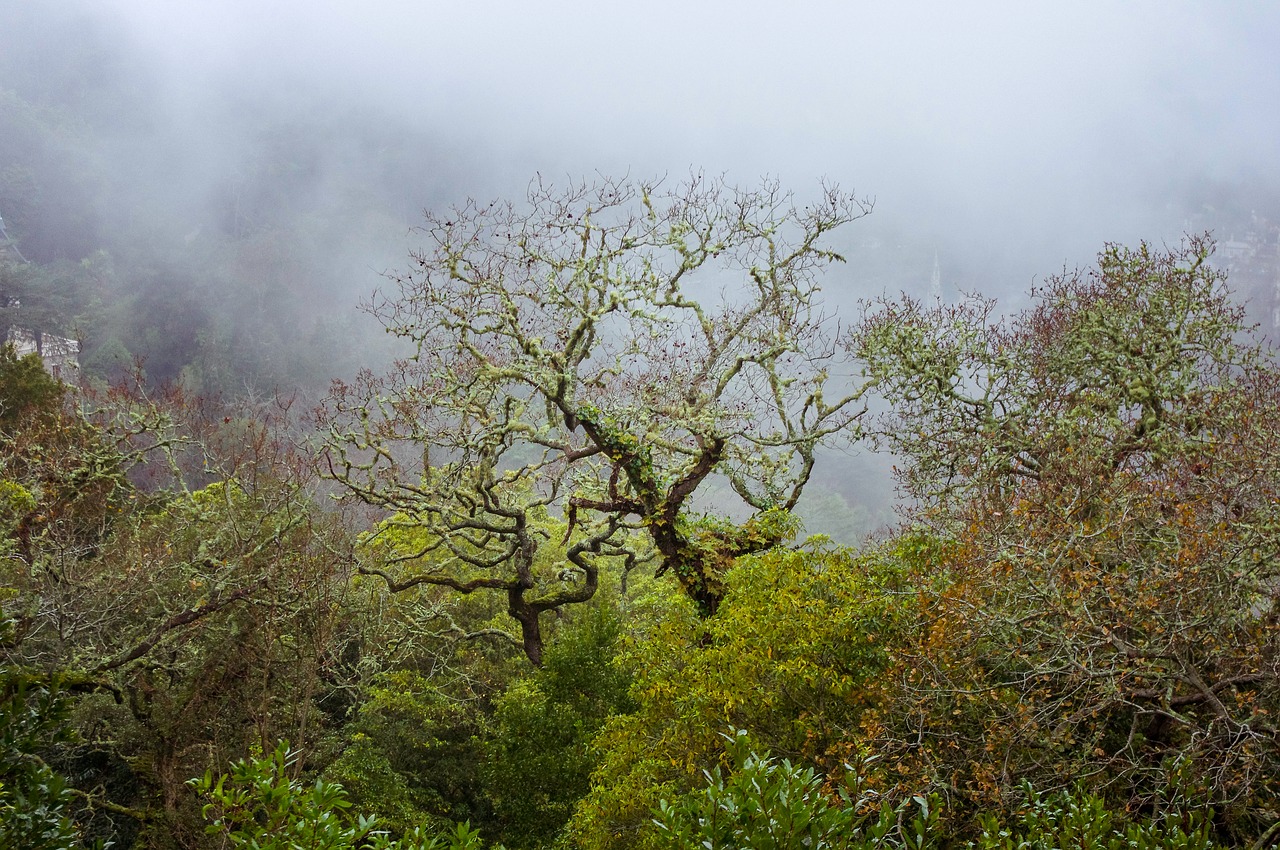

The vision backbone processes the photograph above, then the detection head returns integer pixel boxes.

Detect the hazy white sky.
[79,1,1280,265]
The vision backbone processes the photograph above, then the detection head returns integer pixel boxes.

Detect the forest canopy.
[2,162,1280,849]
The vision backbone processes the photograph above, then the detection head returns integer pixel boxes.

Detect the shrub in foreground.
[654,731,1230,850]
[191,742,495,850]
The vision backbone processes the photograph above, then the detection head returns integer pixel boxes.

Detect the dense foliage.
[192,742,490,850]
[0,676,93,850]
[850,237,1280,837]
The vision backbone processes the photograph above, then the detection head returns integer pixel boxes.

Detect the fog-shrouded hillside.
[5,1,1280,370]
[2,0,1279,537]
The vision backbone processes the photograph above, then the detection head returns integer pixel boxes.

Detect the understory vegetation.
[3,172,1279,850]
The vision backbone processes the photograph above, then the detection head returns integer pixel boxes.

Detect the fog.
[11,2,1280,283]
[103,1,1280,245]
[3,0,1278,535]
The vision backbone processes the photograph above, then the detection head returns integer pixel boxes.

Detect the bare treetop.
[321,174,873,662]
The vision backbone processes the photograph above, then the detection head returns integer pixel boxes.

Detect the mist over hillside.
[2,0,1279,537]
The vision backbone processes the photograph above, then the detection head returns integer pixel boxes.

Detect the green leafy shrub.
[652,730,939,850]
[191,741,493,850]
[971,784,1223,850]
[0,673,96,850]
[655,734,1231,850]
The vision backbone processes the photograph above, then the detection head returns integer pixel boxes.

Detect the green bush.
[0,673,94,850]
[653,735,1233,850]
[652,730,939,850]
[191,742,494,850]
[971,784,1222,850]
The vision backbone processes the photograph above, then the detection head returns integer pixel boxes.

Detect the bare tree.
[320,174,873,664]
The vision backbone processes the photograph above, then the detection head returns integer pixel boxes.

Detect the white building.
[7,327,80,382]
